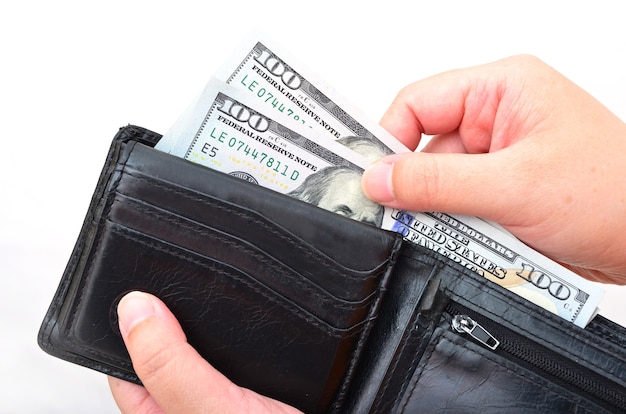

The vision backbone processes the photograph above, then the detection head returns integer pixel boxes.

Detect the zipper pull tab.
[452,314,500,350]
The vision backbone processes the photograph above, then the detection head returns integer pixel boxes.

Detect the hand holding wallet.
[39,125,626,413]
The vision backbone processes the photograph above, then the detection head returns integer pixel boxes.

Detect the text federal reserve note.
[214,32,409,159]
[155,78,384,227]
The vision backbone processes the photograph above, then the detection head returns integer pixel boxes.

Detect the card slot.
[114,142,402,302]
[107,193,378,328]
[111,221,371,332]
[115,169,389,291]
[115,162,347,269]
[64,219,364,360]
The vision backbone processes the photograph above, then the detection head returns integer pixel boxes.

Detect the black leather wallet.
[39,125,626,413]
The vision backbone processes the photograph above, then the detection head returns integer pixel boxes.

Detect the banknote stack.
[155,32,603,328]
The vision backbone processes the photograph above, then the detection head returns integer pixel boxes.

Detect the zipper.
[451,314,500,350]
[446,302,626,413]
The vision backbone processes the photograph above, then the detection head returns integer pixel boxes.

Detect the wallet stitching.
[391,322,428,413]
[121,170,393,279]
[331,235,405,412]
[397,326,442,413]
[59,140,167,372]
[60,141,138,355]
[117,195,371,311]
[371,260,446,413]
[585,320,626,349]
[39,138,134,349]
[373,317,426,413]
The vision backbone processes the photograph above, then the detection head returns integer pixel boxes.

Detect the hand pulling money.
[155,31,603,328]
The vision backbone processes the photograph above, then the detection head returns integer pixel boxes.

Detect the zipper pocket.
[446,302,626,413]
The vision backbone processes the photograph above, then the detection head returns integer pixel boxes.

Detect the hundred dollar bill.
[388,210,603,327]
[156,77,602,327]
[156,78,384,226]
[213,31,409,159]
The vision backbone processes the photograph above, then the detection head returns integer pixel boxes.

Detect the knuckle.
[395,154,442,210]
[418,157,444,210]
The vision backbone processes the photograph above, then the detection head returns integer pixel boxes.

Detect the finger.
[361,150,532,226]
[117,291,235,413]
[380,69,481,151]
[108,376,162,414]
[117,291,300,414]
[380,56,536,153]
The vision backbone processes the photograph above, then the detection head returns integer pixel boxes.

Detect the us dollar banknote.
[155,77,603,328]
[388,211,601,326]
[156,78,384,227]
[213,31,409,159]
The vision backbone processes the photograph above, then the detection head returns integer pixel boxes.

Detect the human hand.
[362,55,626,285]
[108,291,302,414]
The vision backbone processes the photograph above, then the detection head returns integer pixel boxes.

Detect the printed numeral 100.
[254,48,302,90]
[218,97,270,132]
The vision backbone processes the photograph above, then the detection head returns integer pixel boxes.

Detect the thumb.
[114,291,300,414]
[362,151,524,225]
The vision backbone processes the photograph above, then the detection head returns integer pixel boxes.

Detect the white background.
[2,1,625,412]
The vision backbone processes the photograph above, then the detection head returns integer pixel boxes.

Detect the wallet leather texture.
[39,125,626,413]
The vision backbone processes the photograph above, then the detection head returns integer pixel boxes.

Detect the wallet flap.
[38,125,404,413]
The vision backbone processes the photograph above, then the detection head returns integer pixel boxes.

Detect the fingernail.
[362,161,395,203]
[117,291,156,337]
